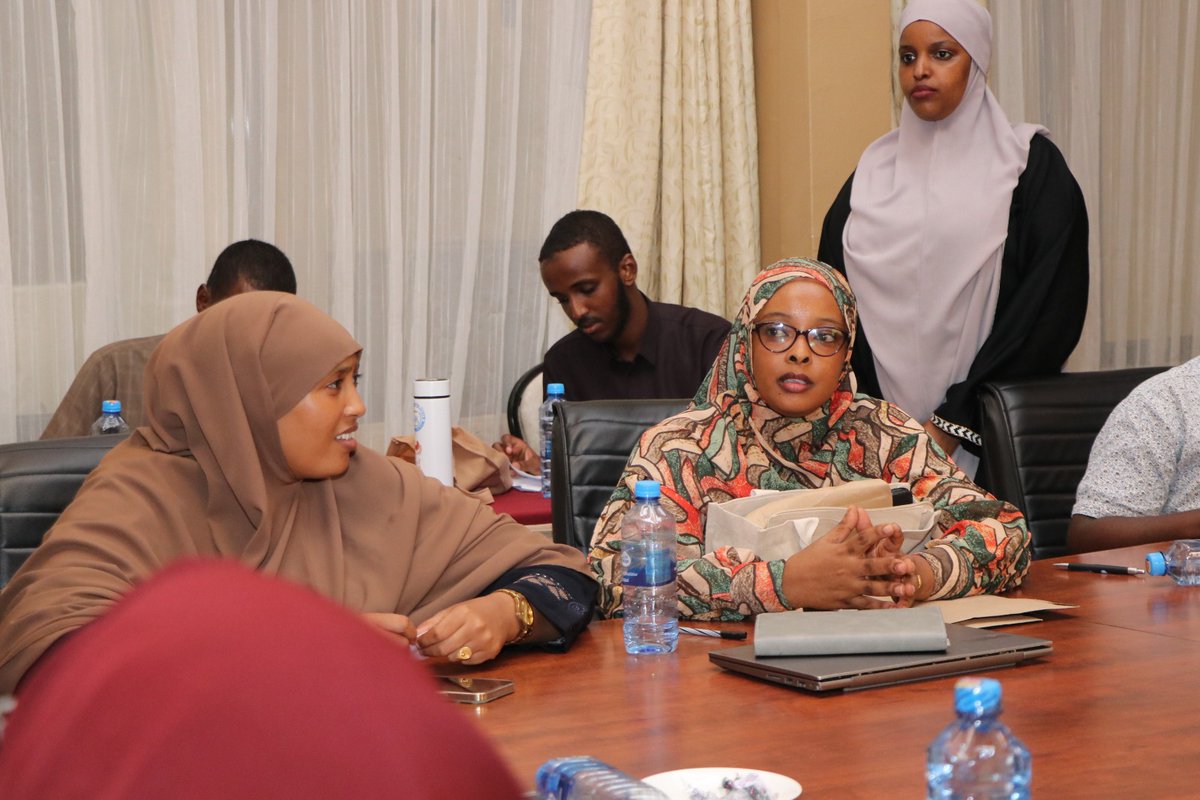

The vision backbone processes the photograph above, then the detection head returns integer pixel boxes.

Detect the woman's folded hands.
[780,506,927,610]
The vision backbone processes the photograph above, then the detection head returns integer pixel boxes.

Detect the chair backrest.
[0,434,126,587]
[506,363,544,440]
[977,367,1166,560]
[549,398,690,551]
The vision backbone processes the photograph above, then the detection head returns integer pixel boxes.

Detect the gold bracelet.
[496,588,534,644]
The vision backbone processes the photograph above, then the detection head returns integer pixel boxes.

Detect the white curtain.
[0,0,590,448]
[991,0,1200,371]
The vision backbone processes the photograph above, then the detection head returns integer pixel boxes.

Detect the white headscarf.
[842,0,1044,426]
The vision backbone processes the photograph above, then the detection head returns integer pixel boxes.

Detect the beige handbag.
[387,427,513,503]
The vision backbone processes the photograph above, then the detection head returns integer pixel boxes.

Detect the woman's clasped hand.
[780,506,927,610]
[364,592,521,665]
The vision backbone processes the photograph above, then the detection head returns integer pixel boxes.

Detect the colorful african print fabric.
[588,259,1030,620]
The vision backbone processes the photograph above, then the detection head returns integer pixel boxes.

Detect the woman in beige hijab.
[0,292,595,693]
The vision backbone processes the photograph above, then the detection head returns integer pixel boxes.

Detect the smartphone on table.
[436,676,514,704]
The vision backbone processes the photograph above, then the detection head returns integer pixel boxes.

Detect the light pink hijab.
[842,0,1044,431]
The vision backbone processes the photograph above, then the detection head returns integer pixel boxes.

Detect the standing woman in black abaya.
[818,0,1088,481]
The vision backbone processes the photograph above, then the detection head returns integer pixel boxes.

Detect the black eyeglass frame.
[750,322,849,357]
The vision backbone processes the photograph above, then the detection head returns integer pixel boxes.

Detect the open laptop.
[709,623,1051,693]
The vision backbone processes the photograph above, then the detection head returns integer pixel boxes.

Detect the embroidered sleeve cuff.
[919,550,953,600]
[930,414,982,447]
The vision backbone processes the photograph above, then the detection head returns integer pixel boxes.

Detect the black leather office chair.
[0,434,126,587]
[549,398,690,552]
[506,363,543,439]
[977,367,1166,559]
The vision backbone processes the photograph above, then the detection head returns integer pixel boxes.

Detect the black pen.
[1053,562,1146,575]
[679,626,748,640]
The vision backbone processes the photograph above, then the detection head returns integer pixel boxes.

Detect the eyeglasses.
[751,322,848,357]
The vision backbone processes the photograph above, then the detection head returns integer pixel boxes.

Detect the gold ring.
[456,645,473,662]
[914,573,924,593]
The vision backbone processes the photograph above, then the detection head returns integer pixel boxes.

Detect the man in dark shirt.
[495,210,730,471]
[41,240,297,438]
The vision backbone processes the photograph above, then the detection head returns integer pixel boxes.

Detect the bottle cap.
[1146,551,1167,576]
[634,480,661,500]
[535,756,604,796]
[413,378,450,399]
[953,677,1001,715]
[101,400,122,414]
[546,383,565,397]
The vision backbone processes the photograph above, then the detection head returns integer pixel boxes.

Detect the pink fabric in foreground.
[0,560,522,800]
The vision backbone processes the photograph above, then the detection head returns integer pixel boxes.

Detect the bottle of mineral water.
[535,756,667,799]
[89,399,130,435]
[1146,540,1200,586]
[621,480,678,654]
[927,677,1031,800]
[539,382,565,498]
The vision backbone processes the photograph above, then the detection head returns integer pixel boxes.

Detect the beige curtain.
[577,0,759,317]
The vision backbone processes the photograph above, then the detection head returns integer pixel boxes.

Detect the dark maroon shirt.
[542,297,730,402]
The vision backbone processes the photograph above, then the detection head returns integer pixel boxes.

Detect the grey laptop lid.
[709,623,1052,692]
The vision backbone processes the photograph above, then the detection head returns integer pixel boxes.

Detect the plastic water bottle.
[621,480,678,654]
[539,382,565,498]
[927,677,1031,800]
[535,756,667,799]
[89,400,130,435]
[1146,540,1200,585]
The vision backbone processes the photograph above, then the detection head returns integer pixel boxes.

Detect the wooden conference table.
[444,543,1200,797]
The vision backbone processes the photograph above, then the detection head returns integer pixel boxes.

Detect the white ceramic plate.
[641,768,801,800]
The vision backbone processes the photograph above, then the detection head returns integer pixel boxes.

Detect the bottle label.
[623,546,675,588]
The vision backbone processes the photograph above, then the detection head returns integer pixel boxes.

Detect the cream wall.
[753,0,893,265]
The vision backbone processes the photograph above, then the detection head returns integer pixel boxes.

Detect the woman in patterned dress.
[588,259,1030,620]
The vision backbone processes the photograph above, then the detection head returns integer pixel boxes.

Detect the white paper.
[930,595,1077,625]
[510,467,542,493]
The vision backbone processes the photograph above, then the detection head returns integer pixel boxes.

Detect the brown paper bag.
[705,480,937,560]
[388,427,513,504]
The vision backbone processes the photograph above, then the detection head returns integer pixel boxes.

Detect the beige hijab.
[0,292,585,692]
